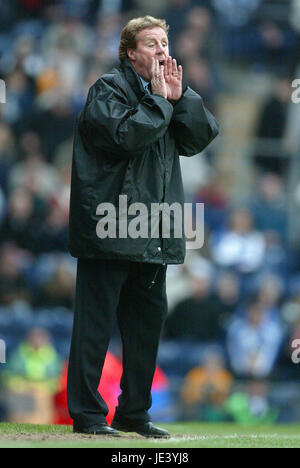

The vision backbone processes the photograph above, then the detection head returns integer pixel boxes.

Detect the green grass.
[0,422,300,448]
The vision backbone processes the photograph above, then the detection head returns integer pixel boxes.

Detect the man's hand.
[164,56,182,101]
[151,58,167,99]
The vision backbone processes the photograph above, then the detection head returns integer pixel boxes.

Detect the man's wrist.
[168,87,187,106]
[152,92,168,100]
[168,94,183,106]
[168,96,181,104]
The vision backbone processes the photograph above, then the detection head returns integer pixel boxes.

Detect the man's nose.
[156,43,165,54]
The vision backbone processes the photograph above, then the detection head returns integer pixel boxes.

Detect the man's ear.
[127,49,136,61]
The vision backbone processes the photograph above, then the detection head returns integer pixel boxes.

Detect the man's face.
[128,27,169,81]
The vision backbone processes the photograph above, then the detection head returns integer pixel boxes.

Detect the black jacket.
[69,59,219,264]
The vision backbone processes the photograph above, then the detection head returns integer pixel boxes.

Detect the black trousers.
[67,258,168,429]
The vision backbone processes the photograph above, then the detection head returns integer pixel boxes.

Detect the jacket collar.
[120,58,147,101]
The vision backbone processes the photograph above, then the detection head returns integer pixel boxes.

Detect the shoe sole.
[111,423,170,439]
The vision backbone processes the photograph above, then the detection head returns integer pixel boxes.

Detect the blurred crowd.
[0,0,300,424]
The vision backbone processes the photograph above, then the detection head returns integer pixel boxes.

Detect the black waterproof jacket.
[69,59,219,264]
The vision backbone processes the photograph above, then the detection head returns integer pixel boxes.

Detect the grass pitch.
[0,422,300,448]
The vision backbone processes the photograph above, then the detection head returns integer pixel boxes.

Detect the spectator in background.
[225,380,278,425]
[256,273,284,313]
[0,188,5,227]
[173,7,223,111]
[184,6,220,63]
[1,69,34,135]
[174,25,222,112]
[164,256,221,343]
[211,207,266,280]
[87,0,137,21]
[251,173,288,242]
[41,5,94,58]
[290,0,300,33]
[181,347,233,421]
[193,174,229,232]
[254,76,292,174]
[70,67,107,113]
[8,141,60,199]
[0,188,38,252]
[212,0,261,28]
[33,204,69,253]
[92,14,123,68]
[165,264,191,311]
[0,1,17,33]
[62,0,92,19]
[0,132,69,255]
[175,30,202,66]
[0,123,17,195]
[179,152,211,202]
[213,271,240,327]
[250,174,290,279]
[0,243,32,306]
[281,291,300,333]
[39,14,93,93]
[18,130,42,161]
[3,327,61,392]
[16,0,49,19]
[227,296,284,378]
[163,0,193,45]
[34,256,75,308]
[183,58,219,112]
[252,21,296,71]
[28,93,76,162]
[2,328,62,423]
[211,0,261,62]
[263,232,289,279]
[290,0,300,70]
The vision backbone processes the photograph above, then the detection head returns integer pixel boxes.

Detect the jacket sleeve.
[82,78,174,156]
[171,86,219,157]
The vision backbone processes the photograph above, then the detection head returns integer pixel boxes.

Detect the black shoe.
[111,421,170,439]
[73,423,120,436]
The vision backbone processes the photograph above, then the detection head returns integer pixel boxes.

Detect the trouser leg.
[114,263,168,424]
[67,258,129,429]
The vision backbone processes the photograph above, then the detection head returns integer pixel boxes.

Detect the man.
[67,15,219,437]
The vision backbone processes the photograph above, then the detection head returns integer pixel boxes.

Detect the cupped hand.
[150,58,167,99]
[164,56,183,101]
